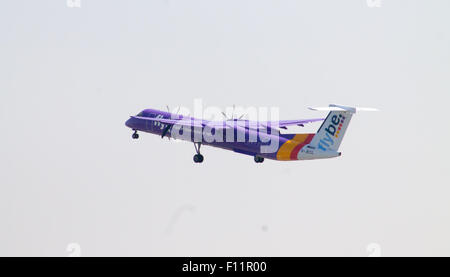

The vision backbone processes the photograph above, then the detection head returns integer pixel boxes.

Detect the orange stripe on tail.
[290,134,314,160]
[276,134,314,161]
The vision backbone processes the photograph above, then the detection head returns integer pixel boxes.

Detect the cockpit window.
[136,111,144,117]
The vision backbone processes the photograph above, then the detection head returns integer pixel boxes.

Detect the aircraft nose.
[125,117,134,128]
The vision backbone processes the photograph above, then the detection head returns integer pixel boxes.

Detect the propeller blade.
[161,124,172,139]
[221,112,229,120]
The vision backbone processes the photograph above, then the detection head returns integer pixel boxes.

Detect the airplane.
[125,104,376,163]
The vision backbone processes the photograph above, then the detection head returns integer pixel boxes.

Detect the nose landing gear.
[132,130,139,139]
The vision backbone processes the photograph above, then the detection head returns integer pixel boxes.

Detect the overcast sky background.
[1,0,449,256]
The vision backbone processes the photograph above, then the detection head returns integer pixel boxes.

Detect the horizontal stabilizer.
[309,104,378,113]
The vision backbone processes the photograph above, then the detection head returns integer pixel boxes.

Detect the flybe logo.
[153,115,168,130]
[318,114,346,151]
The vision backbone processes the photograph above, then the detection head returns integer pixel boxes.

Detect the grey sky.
[1,0,449,256]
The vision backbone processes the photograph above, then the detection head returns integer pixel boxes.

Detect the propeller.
[162,105,181,140]
[161,124,172,139]
[222,104,246,121]
[238,113,246,120]
[166,105,181,115]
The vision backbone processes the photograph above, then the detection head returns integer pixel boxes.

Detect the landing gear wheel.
[132,131,139,139]
[254,156,264,163]
[193,154,204,163]
[193,142,203,163]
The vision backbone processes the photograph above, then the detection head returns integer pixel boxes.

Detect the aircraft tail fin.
[308,104,377,152]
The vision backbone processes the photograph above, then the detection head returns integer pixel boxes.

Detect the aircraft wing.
[131,116,239,130]
[246,118,325,129]
[131,116,206,128]
[275,118,324,128]
[204,118,325,129]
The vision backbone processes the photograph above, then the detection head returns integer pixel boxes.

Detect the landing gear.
[193,154,204,163]
[132,130,139,139]
[193,142,204,163]
[254,156,264,163]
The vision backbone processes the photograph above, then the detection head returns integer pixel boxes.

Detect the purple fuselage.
[125,109,295,160]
